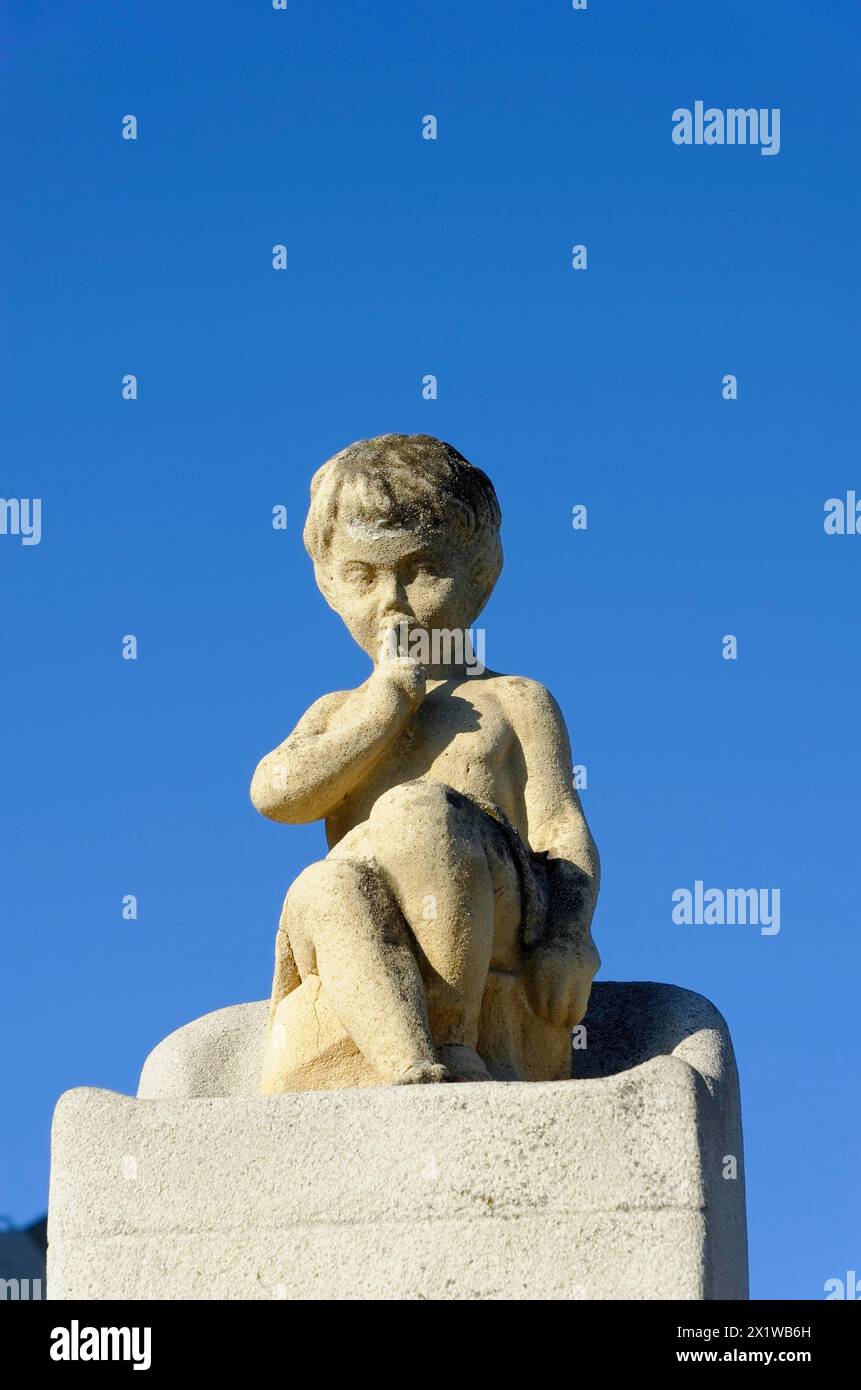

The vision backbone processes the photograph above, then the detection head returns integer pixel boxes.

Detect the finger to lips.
[378,627,400,662]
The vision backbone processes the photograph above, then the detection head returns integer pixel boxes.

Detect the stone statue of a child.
[252,434,600,1089]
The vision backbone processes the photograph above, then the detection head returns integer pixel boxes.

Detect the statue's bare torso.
[325,672,528,850]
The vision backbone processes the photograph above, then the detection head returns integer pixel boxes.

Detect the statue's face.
[324,523,481,663]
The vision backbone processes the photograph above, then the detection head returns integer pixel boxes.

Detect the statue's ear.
[470,546,504,623]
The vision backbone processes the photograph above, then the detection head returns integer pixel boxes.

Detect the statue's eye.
[344,565,374,587]
[403,560,441,584]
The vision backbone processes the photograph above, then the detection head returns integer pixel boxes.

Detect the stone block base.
[48,983,748,1300]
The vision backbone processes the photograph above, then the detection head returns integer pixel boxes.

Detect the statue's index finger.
[378,626,400,663]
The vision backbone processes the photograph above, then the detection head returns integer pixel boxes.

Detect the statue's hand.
[372,628,427,712]
[522,939,598,1029]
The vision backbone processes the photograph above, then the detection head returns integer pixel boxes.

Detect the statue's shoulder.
[484,671,559,706]
[482,672,566,730]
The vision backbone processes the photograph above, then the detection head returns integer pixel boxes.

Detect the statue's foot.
[437,1044,493,1083]
[393,1061,451,1085]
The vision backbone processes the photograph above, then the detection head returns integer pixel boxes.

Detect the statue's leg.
[283,857,447,1085]
[367,782,522,1081]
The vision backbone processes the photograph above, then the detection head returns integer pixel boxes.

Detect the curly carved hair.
[304,433,503,614]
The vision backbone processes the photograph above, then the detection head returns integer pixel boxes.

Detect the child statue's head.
[304,433,503,662]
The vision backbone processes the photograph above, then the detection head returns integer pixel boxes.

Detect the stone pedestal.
[47,982,748,1300]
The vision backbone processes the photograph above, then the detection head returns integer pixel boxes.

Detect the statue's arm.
[510,680,600,916]
[250,664,420,825]
[506,679,601,1025]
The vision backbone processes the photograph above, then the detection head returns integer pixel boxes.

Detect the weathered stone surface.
[249,434,601,1090]
[45,436,752,1300]
[50,982,748,1300]
[138,1001,267,1100]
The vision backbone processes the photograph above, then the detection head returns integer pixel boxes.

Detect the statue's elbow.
[250,766,322,825]
[250,762,294,823]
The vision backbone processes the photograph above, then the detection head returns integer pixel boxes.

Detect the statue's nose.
[378,572,411,611]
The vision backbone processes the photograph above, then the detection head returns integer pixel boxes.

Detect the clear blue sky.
[2,1,859,1299]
